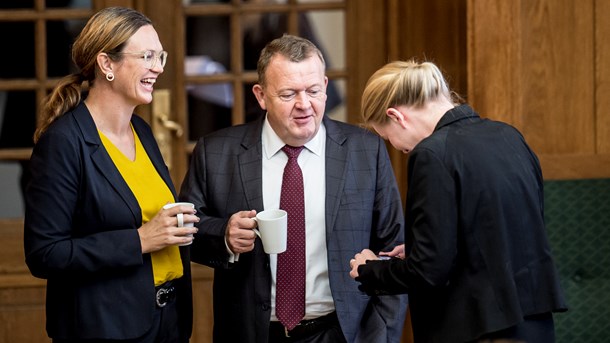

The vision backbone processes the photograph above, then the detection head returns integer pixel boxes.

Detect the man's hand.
[226,210,258,254]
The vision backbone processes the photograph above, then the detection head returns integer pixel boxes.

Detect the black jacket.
[24,102,192,340]
[357,104,567,343]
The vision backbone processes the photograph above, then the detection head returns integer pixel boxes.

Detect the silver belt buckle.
[156,287,169,307]
[284,326,290,338]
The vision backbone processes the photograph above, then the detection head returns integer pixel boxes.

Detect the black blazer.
[357,105,567,343]
[180,116,408,343]
[24,102,192,340]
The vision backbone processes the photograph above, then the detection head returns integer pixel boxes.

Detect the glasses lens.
[143,51,154,65]
[159,51,167,68]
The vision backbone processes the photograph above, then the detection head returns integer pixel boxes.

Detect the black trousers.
[269,312,347,343]
[474,312,556,343]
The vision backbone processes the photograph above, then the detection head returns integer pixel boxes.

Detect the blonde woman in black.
[350,60,567,343]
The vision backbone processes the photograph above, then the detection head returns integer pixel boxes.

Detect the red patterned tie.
[276,145,306,331]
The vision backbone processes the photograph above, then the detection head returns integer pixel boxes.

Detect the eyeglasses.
[115,50,168,69]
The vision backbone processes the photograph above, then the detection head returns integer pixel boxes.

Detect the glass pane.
[0,91,36,148]
[297,0,344,2]
[46,0,77,8]
[242,12,287,72]
[0,21,35,79]
[0,1,34,9]
[46,21,75,78]
[67,0,92,9]
[188,0,230,3]
[306,10,345,70]
[326,78,346,122]
[0,161,26,219]
[187,82,233,141]
[244,82,264,123]
[186,15,231,73]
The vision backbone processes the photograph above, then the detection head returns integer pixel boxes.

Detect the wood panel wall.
[360,0,610,185]
[0,220,48,343]
[467,0,610,180]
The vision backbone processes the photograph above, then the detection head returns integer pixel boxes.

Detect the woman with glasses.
[24,7,197,343]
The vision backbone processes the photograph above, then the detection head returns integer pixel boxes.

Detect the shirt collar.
[262,115,326,160]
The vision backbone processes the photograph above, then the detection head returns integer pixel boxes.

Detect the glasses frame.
[113,50,168,69]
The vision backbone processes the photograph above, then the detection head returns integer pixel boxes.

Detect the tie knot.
[282,145,304,159]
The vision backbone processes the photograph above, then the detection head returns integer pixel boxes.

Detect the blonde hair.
[361,60,459,127]
[34,7,152,142]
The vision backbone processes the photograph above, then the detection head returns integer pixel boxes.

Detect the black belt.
[269,312,339,339]
[155,280,176,308]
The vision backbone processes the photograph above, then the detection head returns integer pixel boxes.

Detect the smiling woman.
[23,6,196,343]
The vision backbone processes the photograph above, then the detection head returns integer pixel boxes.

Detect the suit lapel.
[323,118,348,238]
[239,118,265,211]
[73,102,142,225]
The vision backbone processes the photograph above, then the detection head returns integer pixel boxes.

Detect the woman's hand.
[378,244,406,259]
[349,248,377,279]
[137,204,199,253]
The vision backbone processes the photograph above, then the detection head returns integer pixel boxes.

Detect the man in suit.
[180,34,408,343]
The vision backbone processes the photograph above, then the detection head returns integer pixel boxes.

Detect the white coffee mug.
[253,209,287,254]
[163,202,195,246]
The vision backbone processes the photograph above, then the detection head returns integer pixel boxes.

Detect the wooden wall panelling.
[0,220,49,343]
[520,0,594,155]
[397,0,467,98]
[94,0,134,10]
[467,0,610,180]
[467,0,523,127]
[190,265,214,343]
[538,153,610,179]
[597,0,610,154]
[345,0,389,125]
[0,282,48,343]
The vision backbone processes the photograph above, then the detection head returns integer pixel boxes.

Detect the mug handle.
[252,217,261,238]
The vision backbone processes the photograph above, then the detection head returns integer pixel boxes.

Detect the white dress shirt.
[261,117,335,320]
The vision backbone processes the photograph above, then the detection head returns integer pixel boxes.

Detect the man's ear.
[386,108,408,128]
[252,84,267,110]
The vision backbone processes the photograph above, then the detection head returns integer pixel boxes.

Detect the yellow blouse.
[99,125,183,286]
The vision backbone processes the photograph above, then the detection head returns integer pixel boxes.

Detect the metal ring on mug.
[177,213,184,227]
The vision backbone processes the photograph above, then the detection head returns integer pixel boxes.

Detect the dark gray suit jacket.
[180,115,408,342]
